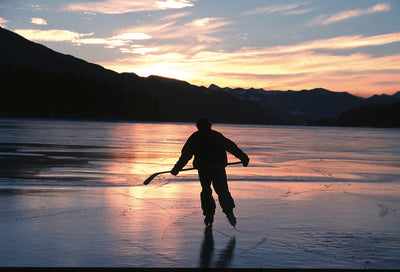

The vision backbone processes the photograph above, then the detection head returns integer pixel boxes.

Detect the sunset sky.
[1,0,399,97]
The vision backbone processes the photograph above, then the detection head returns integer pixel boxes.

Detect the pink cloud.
[0,17,10,27]
[64,0,194,14]
[310,3,390,25]
[14,29,90,42]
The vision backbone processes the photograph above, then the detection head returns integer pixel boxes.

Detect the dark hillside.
[0,64,158,120]
[335,103,400,127]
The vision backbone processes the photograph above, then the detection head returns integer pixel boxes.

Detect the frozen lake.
[1,118,399,186]
[0,119,399,269]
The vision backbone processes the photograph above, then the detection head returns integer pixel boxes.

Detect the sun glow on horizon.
[97,30,400,97]
[105,61,195,82]
[100,47,400,97]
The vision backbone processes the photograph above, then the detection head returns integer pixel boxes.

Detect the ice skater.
[171,118,249,227]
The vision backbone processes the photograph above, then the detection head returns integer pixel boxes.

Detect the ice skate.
[204,214,214,227]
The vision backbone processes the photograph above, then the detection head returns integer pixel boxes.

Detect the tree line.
[0,64,159,121]
[311,102,400,127]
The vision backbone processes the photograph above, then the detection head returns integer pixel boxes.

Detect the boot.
[204,214,214,227]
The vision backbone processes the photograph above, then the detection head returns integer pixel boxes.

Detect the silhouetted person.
[171,118,249,227]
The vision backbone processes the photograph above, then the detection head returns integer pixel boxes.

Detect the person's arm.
[171,135,195,175]
[225,137,249,166]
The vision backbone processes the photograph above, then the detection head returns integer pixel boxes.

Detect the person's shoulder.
[188,131,200,140]
[210,129,225,138]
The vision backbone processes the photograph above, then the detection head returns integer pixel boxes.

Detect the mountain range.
[1,27,399,126]
[209,84,400,124]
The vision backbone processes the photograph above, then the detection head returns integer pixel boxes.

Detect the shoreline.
[2,116,400,129]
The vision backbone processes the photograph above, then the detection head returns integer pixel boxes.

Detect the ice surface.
[0,182,399,268]
[1,119,400,186]
[1,119,399,268]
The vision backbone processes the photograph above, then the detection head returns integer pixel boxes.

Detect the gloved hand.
[241,155,249,167]
[171,165,180,176]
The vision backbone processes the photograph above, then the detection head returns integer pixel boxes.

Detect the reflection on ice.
[199,227,214,268]
[199,226,236,268]
[215,236,236,268]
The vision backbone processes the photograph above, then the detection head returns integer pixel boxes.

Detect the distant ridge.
[1,27,399,126]
[208,84,400,125]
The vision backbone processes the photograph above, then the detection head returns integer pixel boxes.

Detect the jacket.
[173,129,248,170]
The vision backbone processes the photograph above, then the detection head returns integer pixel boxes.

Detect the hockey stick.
[143,161,242,185]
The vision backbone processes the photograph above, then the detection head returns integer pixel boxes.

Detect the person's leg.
[212,168,236,227]
[198,169,216,218]
[211,168,235,214]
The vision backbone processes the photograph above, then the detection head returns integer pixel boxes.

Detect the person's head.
[196,118,212,131]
